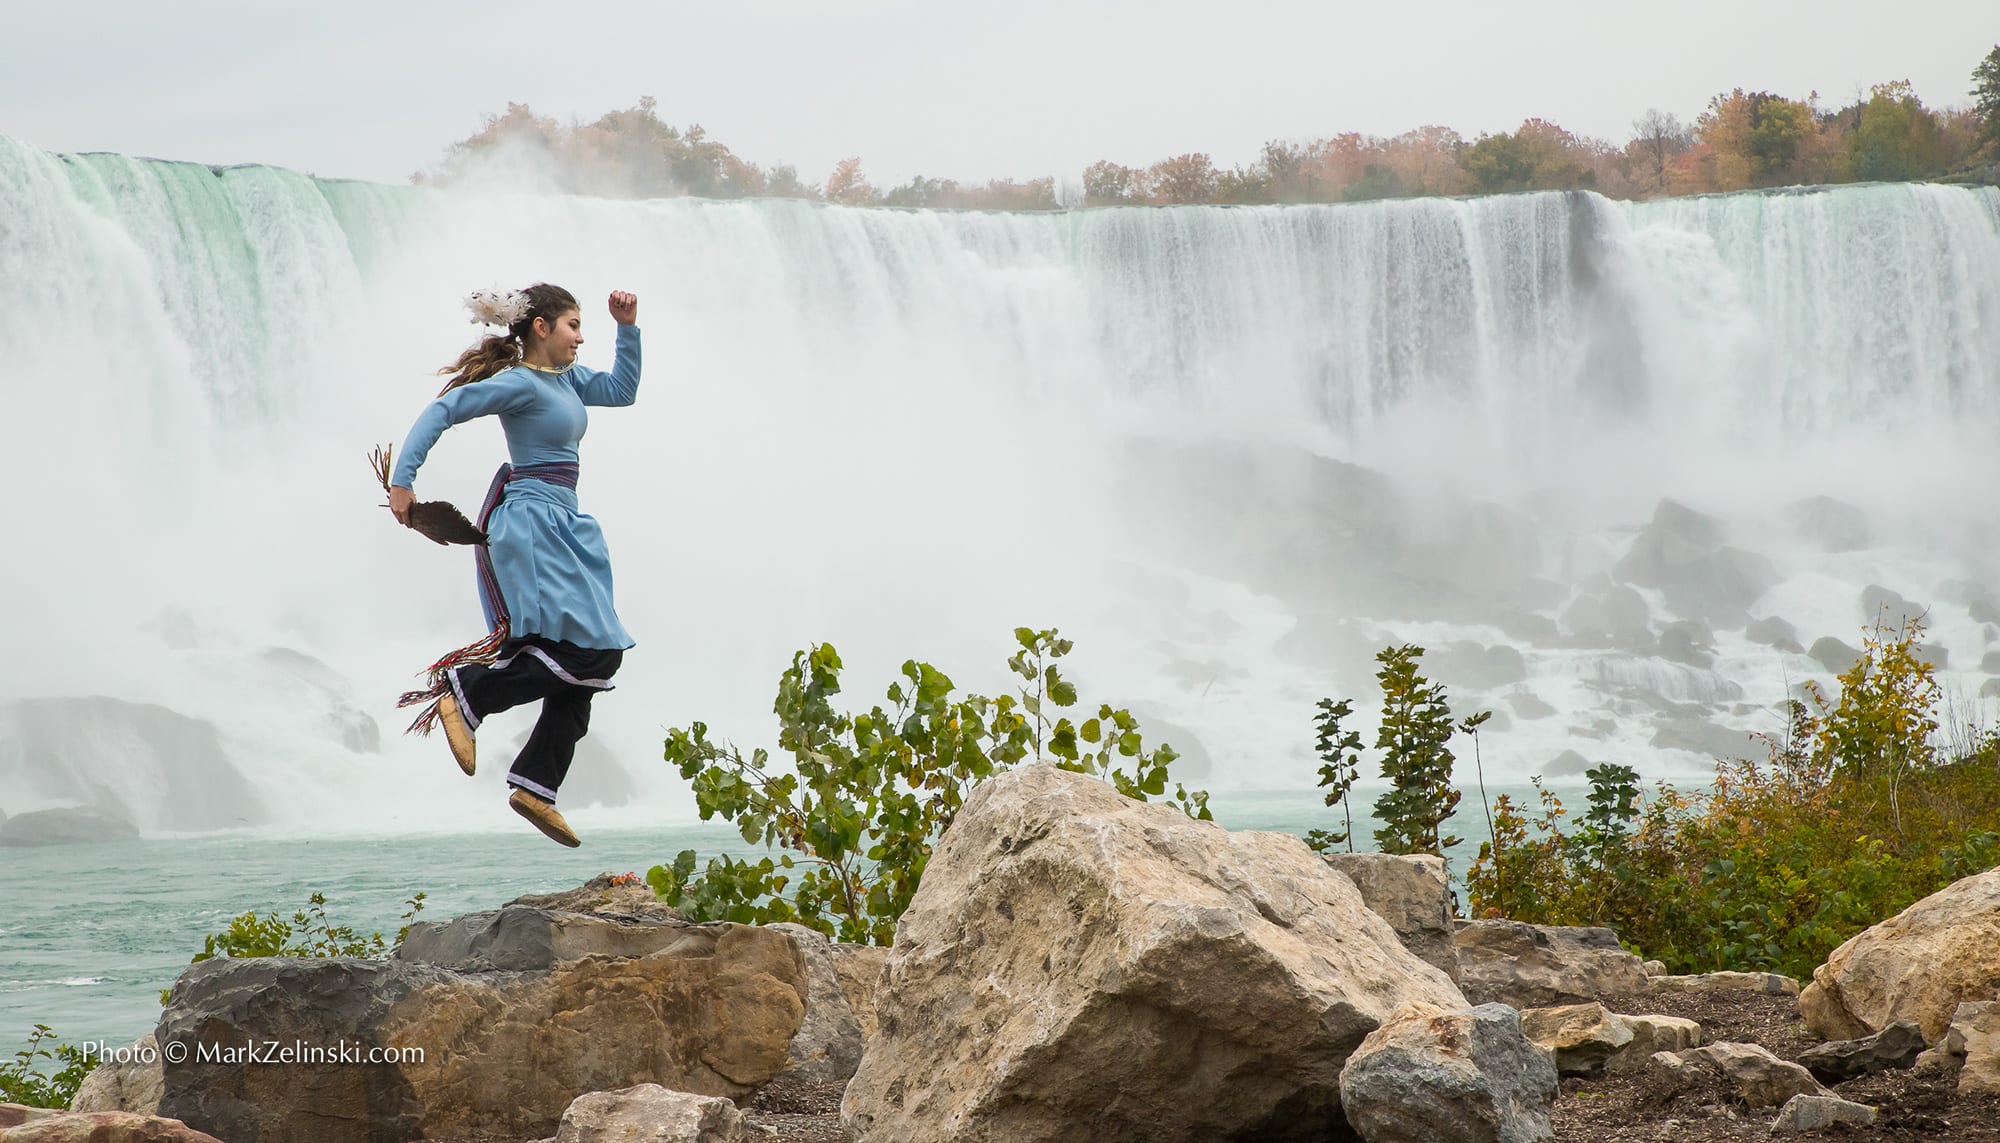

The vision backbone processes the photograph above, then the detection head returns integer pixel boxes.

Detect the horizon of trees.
[418,48,2000,210]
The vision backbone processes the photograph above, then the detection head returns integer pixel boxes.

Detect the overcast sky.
[4,0,1994,188]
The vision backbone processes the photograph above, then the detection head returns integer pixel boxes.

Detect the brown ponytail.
[435,282,581,395]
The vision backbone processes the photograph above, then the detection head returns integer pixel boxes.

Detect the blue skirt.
[477,471,633,652]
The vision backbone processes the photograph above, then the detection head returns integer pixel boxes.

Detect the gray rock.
[552,1084,761,1143]
[1796,1021,1925,1084]
[0,698,266,833]
[1657,621,1715,668]
[1745,616,1799,649]
[1679,1042,1829,1108]
[1917,644,1949,670]
[1454,920,1648,1009]
[1428,643,1529,691]
[1545,750,1591,778]
[1323,852,1459,982]
[509,733,638,809]
[1614,501,1779,625]
[1770,1093,1878,1133]
[323,704,381,754]
[0,806,138,847]
[1860,584,1928,630]
[160,919,810,1143]
[1783,496,1870,553]
[1981,650,2000,674]
[1808,636,1861,675]
[504,874,683,922]
[766,923,886,1087]
[1562,587,1651,648]
[1508,692,1557,720]
[395,906,691,971]
[1338,1002,1558,1143]
[1975,598,2000,625]
[1649,718,1753,761]
[1985,678,2000,701]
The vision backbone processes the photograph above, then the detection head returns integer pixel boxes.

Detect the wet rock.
[1338,1002,1557,1143]
[1453,921,1647,1009]
[1984,678,2000,701]
[1807,636,1861,675]
[1795,1021,1925,1084]
[0,806,138,847]
[1508,692,1557,720]
[1745,615,1801,652]
[1562,587,1651,648]
[1677,1042,1829,1108]
[1982,650,2000,674]
[1783,496,1870,553]
[1648,717,1753,761]
[1769,1093,1878,1133]
[1656,620,1715,668]
[1545,750,1591,778]
[841,764,1465,1143]
[1798,866,2000,1042]
[1860,584,1928,629]
[1323,852,1458,982]
[0,698,266,833]
[1974,598,2000,625]
[1428,642,1528,691]
[1613,501,1778,626]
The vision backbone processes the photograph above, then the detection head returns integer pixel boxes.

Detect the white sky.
[3,0,1994,188]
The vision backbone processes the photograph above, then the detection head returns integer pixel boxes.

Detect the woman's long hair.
[436,283,579,395]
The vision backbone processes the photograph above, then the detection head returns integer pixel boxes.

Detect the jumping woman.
[388,284,641,847]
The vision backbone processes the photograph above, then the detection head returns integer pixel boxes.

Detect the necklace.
[519,360,568,374]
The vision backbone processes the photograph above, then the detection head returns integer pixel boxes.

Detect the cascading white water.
[4,132,1998,835]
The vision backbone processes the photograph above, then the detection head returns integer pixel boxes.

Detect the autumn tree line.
[421,48,2000,209]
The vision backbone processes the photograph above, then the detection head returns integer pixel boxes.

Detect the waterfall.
[4,132,1998,833]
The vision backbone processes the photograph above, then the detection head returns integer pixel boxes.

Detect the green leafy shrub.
[1467,618,2000,978]
[1309,645,1477,864]
[161,891,427,1003]
[0,1025,96,1109]
[653,627,1210,945]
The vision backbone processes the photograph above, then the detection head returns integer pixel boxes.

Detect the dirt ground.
[742,988,2000,1142]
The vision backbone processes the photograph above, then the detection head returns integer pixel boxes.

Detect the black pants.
[447,637,623,804]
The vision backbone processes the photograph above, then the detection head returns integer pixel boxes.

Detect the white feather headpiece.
[464,288,531,329]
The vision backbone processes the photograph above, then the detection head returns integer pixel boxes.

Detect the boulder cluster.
[9,764,2000,1142]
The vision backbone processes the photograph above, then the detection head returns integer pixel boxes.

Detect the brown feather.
[371,443,486,546]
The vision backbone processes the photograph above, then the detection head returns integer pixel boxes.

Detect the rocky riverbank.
[9,763,2000,1142]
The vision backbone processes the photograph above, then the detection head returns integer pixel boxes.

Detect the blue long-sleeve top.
[393,324,641,488]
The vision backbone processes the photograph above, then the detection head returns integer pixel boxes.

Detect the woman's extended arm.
[390,374,534,490]
[568,292,642,407]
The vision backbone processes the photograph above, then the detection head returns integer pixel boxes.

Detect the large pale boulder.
[1337,1002,1557,1143]
[1769,1094,1878,1133]
[1453,920,1647,1008]
[157,917,807,1143]
[1797,866,2000,1042]
[551,1084,761,1143]
[1321,852,1458,982]
[841,764,1466,1143]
